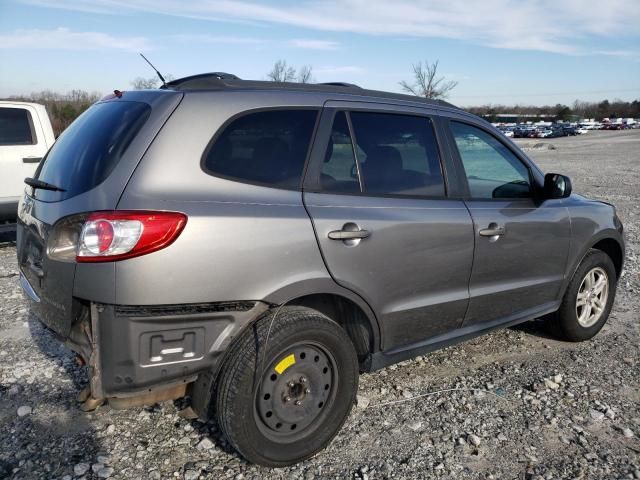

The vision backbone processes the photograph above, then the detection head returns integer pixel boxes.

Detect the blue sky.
[1,0,639,106]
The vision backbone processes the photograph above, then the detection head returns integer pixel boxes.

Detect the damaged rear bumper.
[59,300,268,411]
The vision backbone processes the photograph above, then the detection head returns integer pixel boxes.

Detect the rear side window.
[0,107,35,145]
[204,110,318,189]
[35,101,151,201]
[349,112,445,197]
[321,112,360,193]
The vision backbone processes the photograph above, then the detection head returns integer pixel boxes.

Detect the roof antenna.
[139,53,167,88]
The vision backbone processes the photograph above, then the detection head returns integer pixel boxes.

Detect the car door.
[303,102,474,351]
[0,105,47,205]
[445,119,571,327]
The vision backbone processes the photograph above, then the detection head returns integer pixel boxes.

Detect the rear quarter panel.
[55,91,184,305]
[115,91,333,306]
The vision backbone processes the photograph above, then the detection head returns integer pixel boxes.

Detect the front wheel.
[215,306,359,467]
[552,249,617,341]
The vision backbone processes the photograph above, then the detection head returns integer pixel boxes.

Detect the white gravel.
[0,130,639,479]
[16,406,32,417]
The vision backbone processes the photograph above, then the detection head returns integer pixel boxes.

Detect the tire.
[214,306,359,467]
[552,249,617,342]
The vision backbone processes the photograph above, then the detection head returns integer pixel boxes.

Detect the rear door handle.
[479,223,506,237]
[328,229,370,240]
[23,157,42,164]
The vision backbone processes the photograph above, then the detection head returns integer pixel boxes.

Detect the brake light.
[101,90,125,100]
[76,211,187,262]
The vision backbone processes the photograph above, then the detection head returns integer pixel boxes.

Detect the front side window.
[0,107,35,145]
[349,112,445,197]
[204,109,318,189]
[450,122,531,199]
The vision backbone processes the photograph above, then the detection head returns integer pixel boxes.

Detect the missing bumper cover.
[93,300,268,399]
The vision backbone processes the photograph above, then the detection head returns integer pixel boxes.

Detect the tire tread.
[215,306,358,466]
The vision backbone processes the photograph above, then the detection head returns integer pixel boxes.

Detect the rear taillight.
[77,211,187,262]
[46,211,187,263]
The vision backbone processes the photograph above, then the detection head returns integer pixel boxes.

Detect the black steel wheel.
[256,343,337,438]
[215,306,359,466]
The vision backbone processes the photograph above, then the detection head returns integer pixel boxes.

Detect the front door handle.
[23,157,42,164]
[328,229,370,240]
[479,223,506,237]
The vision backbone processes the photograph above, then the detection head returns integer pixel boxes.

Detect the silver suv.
[17,74,624,466]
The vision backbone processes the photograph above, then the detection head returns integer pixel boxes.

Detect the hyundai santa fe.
[16,73,624,466]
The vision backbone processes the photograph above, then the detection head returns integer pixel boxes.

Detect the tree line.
[467,100,640,123]
[5,90,101,137]
[3,60,637,137]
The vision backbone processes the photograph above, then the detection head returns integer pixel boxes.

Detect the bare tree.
[400,60,458,99]
[130,74,175,90]
[131,76,160,89]
[267,60,297,82]
[267,60,314,83]
[297,65,314,84]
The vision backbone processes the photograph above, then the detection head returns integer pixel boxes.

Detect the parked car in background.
[0,101,55,221]
[528,128,542,138]
[513,127,527,138]
[538,129,554,138]
[16,75,625,466]
[498,126,515,137]
[577,127,589,134]
[516,126,535,138]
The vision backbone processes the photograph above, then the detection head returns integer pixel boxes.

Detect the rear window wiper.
[24,177,66,192]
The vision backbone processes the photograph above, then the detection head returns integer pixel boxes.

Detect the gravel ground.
[1,130,639,480]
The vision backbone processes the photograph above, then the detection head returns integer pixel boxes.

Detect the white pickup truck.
[0,101,55,221]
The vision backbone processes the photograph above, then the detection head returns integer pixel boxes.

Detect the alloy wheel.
[576,266,609,328]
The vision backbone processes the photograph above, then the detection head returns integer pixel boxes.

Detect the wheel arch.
[190,282,380,421]
[591,237,623,278]
[284,293,375,369]
[263,279,382,369]
[561,229,624,299]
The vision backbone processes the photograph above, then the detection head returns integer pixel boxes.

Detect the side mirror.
[543,173,572,199]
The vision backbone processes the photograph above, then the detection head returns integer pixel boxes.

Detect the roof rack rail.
[154,74,457,109]
[162,72,241,90]
[317,82,361,88]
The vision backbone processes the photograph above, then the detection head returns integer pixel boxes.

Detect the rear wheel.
[552,249,617,341]
[215,306,358,466]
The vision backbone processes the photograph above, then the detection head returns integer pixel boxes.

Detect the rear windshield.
[34,100,151,201]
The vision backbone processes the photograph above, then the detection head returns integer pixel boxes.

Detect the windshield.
[34,100,151,201]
